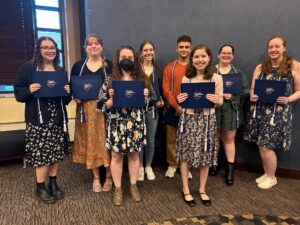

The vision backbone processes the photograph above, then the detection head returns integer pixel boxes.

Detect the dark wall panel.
[86,0,300,170]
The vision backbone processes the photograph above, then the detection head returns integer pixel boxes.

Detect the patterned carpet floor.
[1,159,300,225]
[146,214,300,225]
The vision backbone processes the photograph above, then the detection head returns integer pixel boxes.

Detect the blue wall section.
[85,0,300,170]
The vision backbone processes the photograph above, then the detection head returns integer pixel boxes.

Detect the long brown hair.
[139,40,156,66]
[186,44,214,80]
[261,35,293,77]
[32,36,60,70]
[111,45,152,93]
[84,33,108,68]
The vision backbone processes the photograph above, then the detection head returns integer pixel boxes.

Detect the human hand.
[29,83,41,93]
[177,93,188,103]
[223,93,232,100]
[64,84,70,94]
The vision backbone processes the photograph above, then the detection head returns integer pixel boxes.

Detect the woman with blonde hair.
[72,34,113,192]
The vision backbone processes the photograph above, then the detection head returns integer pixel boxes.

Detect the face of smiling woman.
[268,37,286,63]
[218,45,234,65]
[141,43,154,63]
[86,37,103,58]
[192,48,211,73]
[40,40,57,63]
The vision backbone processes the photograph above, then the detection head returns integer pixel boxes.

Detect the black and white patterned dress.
[176,110,218,168]
[25,99,71,167]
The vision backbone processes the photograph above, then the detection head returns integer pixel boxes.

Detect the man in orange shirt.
[162,35,192,178]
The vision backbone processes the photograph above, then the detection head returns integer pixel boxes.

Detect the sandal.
[102,177,113,192]
[93,178,102,193]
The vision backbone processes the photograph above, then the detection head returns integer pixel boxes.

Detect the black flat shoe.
[199,192,211,206]
[36,185,56,204]
[182,192,196,207]
[48,178,64,200]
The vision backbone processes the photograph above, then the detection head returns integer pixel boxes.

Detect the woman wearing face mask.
[71,34,113,192]
[177,44,223,207]
[211,45,249,186]
[137,41,164,181]
[14,36,71,204]
[245,36,300,189]
[97,45,154,206]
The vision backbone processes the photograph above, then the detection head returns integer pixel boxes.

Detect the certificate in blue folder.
[181,82,215,108]
[254,79,287,103]
[32,71,68,97]
[112,80,145,107]
[152,81,161,101]
[222,73,243,95]
[71,75,103,100]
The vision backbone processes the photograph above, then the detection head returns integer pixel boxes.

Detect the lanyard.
[79,57,107,78]
[216,64,237,75]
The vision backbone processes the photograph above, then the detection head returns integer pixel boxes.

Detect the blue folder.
[254,79,287,103]
[112,80,145,107]
[71,75,103,100]
[222,73,243,95]
[152,81,161,101]
[181,82,215,108]
[32,71,68,97]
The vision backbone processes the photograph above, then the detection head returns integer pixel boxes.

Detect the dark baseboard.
[235,162,300,180]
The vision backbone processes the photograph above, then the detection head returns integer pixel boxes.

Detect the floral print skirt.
[176,112,218,168]
[24,100,71,167]
[106,113,146,154]
[244,103,292,151]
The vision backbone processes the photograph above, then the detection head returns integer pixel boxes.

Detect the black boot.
[225,162,234,186]
[48,176,64,199]
[209,166,219,176]
[36,182,56,204]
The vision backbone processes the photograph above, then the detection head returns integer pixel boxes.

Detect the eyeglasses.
[40,46,56,51]
[220,52,233,56]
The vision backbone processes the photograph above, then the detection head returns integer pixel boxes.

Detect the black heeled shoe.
[199,192,211,206]
[225,162,234,186]
[209,166,218,176]
[181,192,196,207]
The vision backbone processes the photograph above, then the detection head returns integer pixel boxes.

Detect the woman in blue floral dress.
[244,35,300,189]
[97,45,154,206]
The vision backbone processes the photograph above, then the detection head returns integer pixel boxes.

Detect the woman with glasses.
[14,36,71,204]
[71,34,113,192]
[211,45,249,186]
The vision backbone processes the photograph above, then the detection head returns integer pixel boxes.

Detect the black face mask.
[119,58,134,71]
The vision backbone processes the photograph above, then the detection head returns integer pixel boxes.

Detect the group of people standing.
[14,33,300,207]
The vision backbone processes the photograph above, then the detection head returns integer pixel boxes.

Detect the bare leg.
[128,152,140,185]
[91,167,100,185]
[221,129,237,163]
[49,163,58,177]
[180,162,193,200]
[199,165,210,200]
[111,151,124,188]
[259,146,277,179]
[36,165,49,183]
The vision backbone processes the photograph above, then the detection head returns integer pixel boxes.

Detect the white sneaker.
[258,177,277,189]
[188,171,193,179]
[145,167,155,180]
[165,167,177,178]
[255,174,267,184]
[137,167,144,181]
